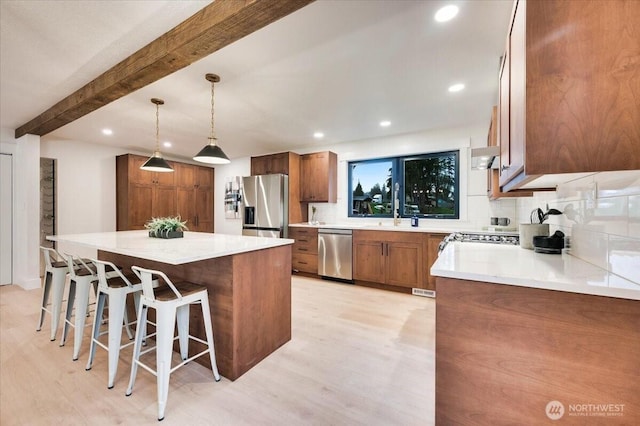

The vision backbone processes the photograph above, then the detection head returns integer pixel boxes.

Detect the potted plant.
[145,216,188,239]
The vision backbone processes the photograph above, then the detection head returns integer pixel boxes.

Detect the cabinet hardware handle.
[501,165,510,171]
[299,248,308,251]
[299,261,308,265]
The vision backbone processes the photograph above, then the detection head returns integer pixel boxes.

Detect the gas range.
[438,231,519,254]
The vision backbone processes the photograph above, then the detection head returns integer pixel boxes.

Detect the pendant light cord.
[155,102,160,152]
[210,79,216,143]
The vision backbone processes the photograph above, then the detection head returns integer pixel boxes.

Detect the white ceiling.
[0,0,513,162]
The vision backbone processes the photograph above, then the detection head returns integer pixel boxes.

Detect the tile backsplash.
[515,170,640,285]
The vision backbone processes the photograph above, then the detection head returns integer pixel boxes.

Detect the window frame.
[347,150,460,220]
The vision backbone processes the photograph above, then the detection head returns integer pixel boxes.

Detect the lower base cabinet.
[436,277,640,423]
[289,227,318,274]
[353,230,447,291]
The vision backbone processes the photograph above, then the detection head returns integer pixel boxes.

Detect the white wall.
[295,125,489,229]
[213,157,251,235]
[40,139,137,258]
[517,171,640,285]
[211,124,503,234]
[1,128,41,290]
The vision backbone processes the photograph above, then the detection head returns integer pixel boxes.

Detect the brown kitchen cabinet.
[288,226,318,274]
[300,151,337,203]
[498,0,640,192]
[251,152,306,224]
[116,154,214,232]
[487,106,532,200]
[175,164,214,232]
[250,152,290,175]
[353,230,423,289]
[424,233,447,291]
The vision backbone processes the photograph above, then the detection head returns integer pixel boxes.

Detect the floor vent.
[412,288,435,298]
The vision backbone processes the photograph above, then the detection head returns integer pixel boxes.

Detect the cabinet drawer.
[292,253,318,274]
[289,227,318,237]
[293,240,317,255]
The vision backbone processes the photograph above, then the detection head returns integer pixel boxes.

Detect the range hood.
[471,146,500,170]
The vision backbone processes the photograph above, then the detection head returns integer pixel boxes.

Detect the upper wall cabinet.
[487,106,532,200]
[498,0,640,192]
[300,151,337,203]
[250,152,291,176]
[250,152,306,224]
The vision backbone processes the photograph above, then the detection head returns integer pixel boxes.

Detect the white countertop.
[431,242,640,300]
[289,222,508,235]
[48,230,294,265]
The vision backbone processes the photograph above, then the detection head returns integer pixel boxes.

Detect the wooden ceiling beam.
[15,0,315,139]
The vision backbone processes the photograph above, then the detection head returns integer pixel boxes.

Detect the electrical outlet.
[412,288,435,298]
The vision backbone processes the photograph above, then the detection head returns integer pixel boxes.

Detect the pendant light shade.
[193,73,230,165]
[141,98,173,173]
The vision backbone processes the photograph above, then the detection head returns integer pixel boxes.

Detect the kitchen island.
[431,243,640,424]
[49,230,294,381]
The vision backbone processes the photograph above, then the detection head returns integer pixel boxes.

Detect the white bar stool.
[59,254,103,361]
[126,266,221,421]
[85,259,143,389]
[37,246,71,341]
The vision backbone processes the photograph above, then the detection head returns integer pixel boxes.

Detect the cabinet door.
[500,0,525,186]
[425,234,446,291]
[507,0,525,180]
[155,165,176,187]
[175,163,195,188]
[353,239,385,283]
[153,186,177,218]
[268,153,290,175]
[195,166,214,189]
[300,155,319,201]
[128,185,154,229]
[176,187,196,228]
[251,156,270,175]
[386,241,422,288]
[195,186,214,232]
[128,155,155,185]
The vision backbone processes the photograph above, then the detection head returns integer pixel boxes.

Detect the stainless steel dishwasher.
[317,228,353,282]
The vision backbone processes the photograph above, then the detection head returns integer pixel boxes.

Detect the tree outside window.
[348,151,458,219]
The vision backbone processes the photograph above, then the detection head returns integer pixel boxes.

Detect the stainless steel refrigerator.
[241,174,288,238]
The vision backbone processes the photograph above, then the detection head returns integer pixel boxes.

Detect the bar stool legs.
[37,247,69,341]
[59,255,98,360]
[125,266,221,421]
[85,259,143,389]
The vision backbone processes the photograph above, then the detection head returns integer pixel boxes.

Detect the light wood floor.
[0,276,435,425]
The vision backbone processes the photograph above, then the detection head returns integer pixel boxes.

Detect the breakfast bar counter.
[49,230,294,381]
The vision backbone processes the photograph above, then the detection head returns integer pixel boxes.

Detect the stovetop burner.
[438,231,520,254]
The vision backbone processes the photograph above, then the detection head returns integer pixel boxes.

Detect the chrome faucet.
[393,182,400,226]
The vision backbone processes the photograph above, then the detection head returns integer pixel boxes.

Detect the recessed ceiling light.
[435,5,459,22]
[313,132,324,139]
[379,120,391,127]
[163,141,172,148]
[102,128,113,135]
[448,83,465,92]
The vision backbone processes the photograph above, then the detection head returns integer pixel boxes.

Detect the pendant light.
[140,98,174,172]
[193,73,230,164]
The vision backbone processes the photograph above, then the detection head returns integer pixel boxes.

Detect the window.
[348,150,459,219]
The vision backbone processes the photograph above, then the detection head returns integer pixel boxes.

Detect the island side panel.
[232,244,292,379]
[435,277,640,425]
[98,250,235,377]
